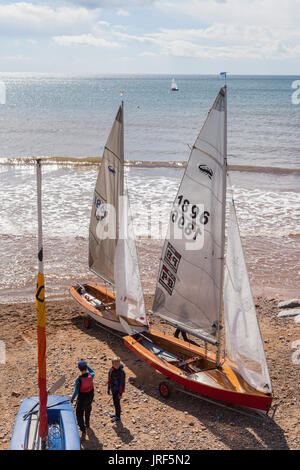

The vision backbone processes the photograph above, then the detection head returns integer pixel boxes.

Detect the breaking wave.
[0,156,300,174]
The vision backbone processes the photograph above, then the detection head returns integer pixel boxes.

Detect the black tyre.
[159,381,171,398]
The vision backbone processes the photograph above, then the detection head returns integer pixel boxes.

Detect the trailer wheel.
[159,381,171,398]
[83,317,90,329]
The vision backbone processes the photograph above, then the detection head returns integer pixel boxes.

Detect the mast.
[35,159,48,449]
[121,100,124,198]
[216,85,227,367]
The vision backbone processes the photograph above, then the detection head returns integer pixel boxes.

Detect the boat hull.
[68,283,147,334]
[10,395,80,450]
[124,329,273,413]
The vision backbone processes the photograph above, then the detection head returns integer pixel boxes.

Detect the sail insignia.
[198,164,214,180]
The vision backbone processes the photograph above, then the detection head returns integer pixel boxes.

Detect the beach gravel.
[0,295,299,450]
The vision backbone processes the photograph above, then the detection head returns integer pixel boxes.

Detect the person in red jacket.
[71,360,95,438]
[107,357,125,422]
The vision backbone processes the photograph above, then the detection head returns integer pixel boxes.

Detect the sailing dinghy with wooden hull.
[68,104,148,335]
[125,328,272,412]
[124,86,273,413]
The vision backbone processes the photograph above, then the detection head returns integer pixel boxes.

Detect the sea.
[0,74,299,303]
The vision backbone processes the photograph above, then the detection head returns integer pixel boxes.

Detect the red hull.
[124,331,273,413]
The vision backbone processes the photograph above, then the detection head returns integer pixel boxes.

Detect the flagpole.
[36,159,48,449]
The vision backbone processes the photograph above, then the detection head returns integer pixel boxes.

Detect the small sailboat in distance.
[171,78,179,91]
[68,103,148,335]
[124,86,273,413]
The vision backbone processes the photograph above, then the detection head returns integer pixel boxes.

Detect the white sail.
[171,78,178,90]
[224,202,272,393]
[114,194,148,331]
[89,104,124,285]
[152,87,227,342]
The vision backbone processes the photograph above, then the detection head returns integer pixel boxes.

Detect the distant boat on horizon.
[171,78,179,91]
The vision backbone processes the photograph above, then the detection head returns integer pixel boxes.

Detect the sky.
[0,0,299,74]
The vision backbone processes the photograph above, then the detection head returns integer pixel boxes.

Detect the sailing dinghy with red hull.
[124,86,273,413]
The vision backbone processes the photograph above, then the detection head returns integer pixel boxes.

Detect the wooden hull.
[124,329,273,412]
[68,283,146,334]
[10,395,80,450]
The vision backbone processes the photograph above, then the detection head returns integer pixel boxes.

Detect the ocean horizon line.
[0,72,299,78]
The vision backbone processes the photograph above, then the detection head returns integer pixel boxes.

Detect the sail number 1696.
[171,194,210,240]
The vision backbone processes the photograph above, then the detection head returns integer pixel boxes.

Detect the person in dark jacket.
[107,357,125,423]
[71,360,95,438]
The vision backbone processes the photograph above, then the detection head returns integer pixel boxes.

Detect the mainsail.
[114,194,148,332]
[89,104,124,285]
[224,201,272,393]
[171,78,178,90]
[152,87,227,343]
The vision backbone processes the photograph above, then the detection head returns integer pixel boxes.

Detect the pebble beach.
[0,294,299,450]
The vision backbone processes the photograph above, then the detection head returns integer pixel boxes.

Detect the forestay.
[114,194,148,331]
[152,87,227,341]
[89,104,124,285]
[224,202,272,394]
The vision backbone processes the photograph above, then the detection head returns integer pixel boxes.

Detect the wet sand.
[0,293,299,450]
[1,234,299,304]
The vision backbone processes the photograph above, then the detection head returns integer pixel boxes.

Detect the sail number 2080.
[171,194,210,240]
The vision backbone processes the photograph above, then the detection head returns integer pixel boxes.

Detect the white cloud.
[55,0,104,7]
[59,0,154,7]
[53,33,121,48]
[145,0,300,60]
[0,2,100,35]
[114,0,300,61]
[113,25,129,31]
[0,0,299,71]
[114,31,153,43]
[0,54,32,60]
[116,9,130,16]
[139,51,159,57]
[155,0,300,27]
[98,20,110,27]
[25,38,38,44]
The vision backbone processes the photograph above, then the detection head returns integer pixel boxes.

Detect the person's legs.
[84,392,94,428]
[182,331,188,341]
[175,328,188,342]
[76,398,86,432]
[112,392,121,419]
